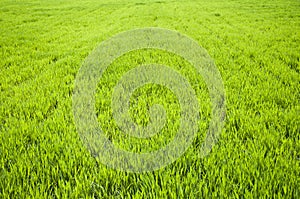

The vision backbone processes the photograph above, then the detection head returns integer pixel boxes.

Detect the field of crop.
[0,0,299,198]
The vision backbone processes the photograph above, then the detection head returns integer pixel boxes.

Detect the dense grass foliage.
[1,0,299,198]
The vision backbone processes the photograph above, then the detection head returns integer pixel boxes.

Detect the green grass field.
[1,0,299,198]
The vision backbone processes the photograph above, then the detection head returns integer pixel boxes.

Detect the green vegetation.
[0,0,299,198]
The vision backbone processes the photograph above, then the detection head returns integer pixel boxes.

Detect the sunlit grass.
[0,0,299,198]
